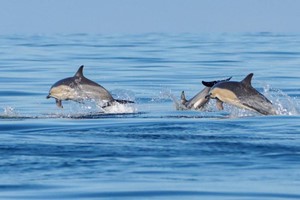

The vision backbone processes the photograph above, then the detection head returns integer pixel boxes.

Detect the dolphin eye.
[205,93,212,99]
[208,92,215,99]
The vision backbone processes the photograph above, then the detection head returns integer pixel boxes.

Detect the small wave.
[2,186,300,199]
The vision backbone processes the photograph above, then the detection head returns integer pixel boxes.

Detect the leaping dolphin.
[180,77,231,110]
[204,73,277,115]
[46,65,134,108]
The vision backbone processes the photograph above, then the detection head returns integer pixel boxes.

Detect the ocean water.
[0,33,300,199]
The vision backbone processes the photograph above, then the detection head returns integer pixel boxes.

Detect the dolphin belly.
[48,85,78,101]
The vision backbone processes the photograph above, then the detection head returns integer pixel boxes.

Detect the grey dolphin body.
[205,73,276,115]
[180,77,231,110]
[46,65,134,108]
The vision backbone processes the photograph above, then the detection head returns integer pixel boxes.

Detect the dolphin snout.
[46,94,51,99]
[205,94,211,99]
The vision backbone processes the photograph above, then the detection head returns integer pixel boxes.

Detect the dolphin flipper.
[56,99,63,108]
[216,99,224,110]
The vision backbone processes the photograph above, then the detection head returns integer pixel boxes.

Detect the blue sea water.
[0,33,300,199]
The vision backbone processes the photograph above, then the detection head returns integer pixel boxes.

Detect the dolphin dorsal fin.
[74,65,84,78]
[241,73,254,86]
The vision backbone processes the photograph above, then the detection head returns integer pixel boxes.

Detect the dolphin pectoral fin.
[181,91,187,104]
[216,99,224,110]
[56,99,63,108]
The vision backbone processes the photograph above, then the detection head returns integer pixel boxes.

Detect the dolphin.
[204,73,277,115]
[180,77,231,110]
[46,65,134,108]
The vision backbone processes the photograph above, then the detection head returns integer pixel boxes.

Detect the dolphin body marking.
[46,65,134,108]
[205,73,276,115]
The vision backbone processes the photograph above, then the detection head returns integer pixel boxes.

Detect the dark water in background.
[0,33,300,199]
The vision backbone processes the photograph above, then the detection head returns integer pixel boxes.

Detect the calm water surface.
[0,33,300,199]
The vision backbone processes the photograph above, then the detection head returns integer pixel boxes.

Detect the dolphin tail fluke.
[181,91,187,104]
[202,80,216,87]
[115,99,135,104]
[202,76,232,87]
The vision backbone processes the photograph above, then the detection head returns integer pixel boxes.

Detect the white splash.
[101,102,137,114]
[263,85,299,116]
[2,106,19,117]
